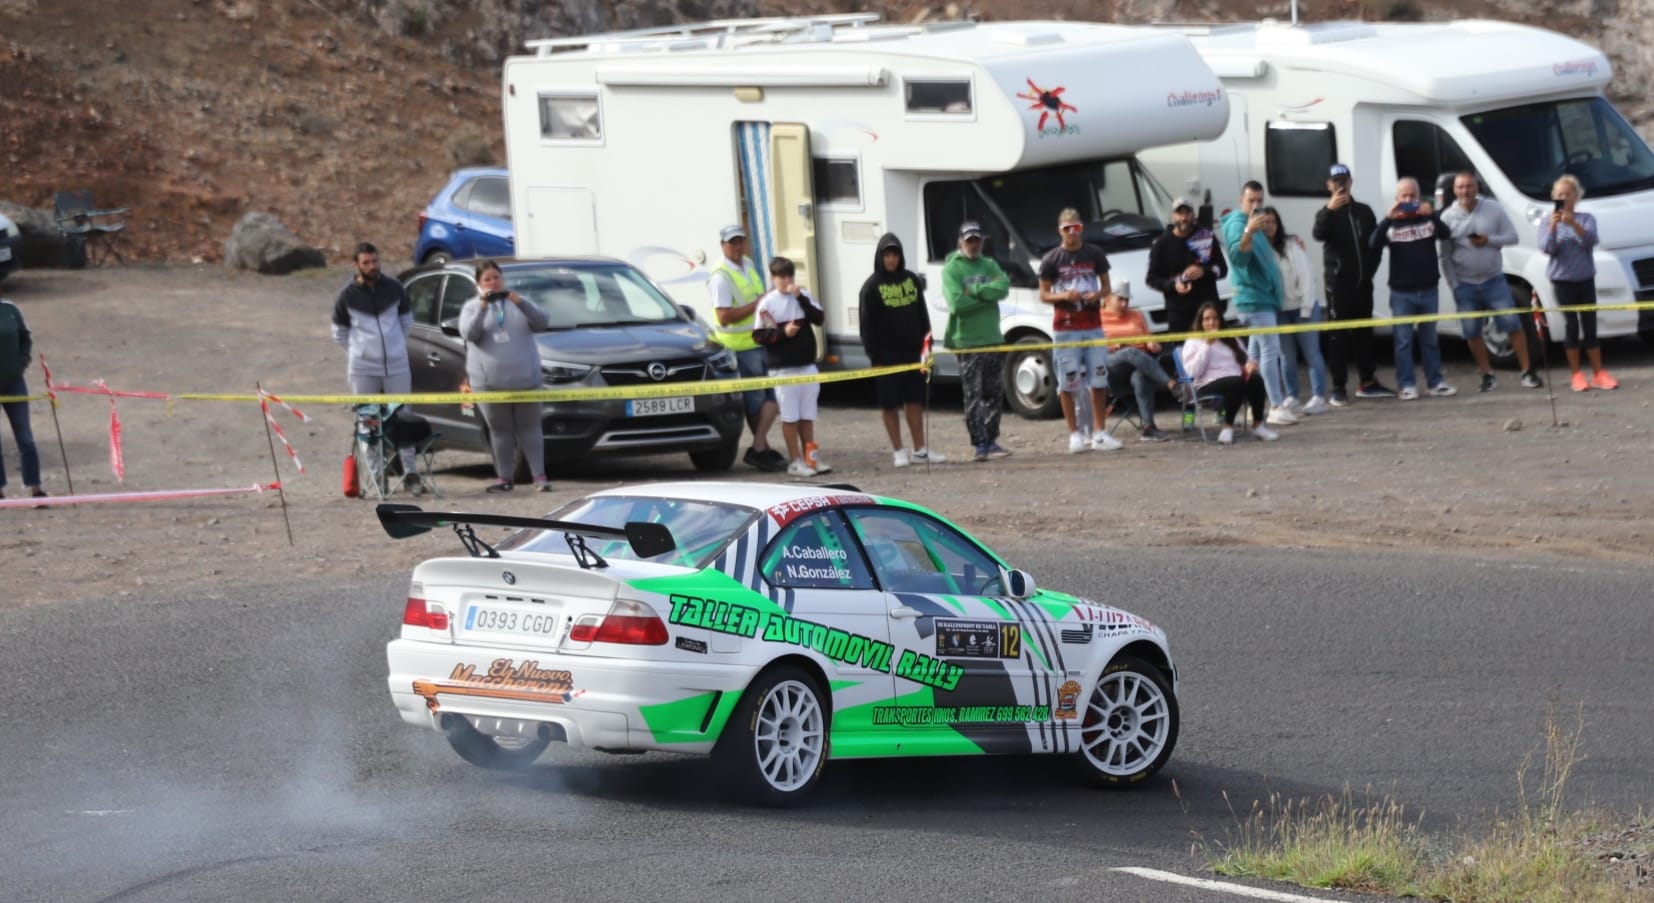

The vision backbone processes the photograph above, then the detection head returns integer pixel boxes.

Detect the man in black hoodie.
[858,233,945,467]
[1312,163,1395,404]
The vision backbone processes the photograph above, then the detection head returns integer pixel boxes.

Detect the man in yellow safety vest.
[710,223,784,471]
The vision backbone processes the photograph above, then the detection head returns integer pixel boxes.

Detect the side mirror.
[1001,567,1036,600]
[440,317,461,337]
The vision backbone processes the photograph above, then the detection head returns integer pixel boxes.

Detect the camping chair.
[1102,364,1147,439]
[54,191,128,267]
[1172,345,1248,443]
[351,404,441,499]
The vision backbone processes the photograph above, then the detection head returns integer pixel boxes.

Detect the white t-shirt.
[755,287,818,327]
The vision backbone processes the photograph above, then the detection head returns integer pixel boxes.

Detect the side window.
[811,156,862,210]
[1393,120,1475,206]
[1265,121,1338,197]
[845,507,1004,596]
[905,78,973,116]
[465,177,511,220]
[762,511,875,590]
[539,93,602,141]
[407,274,442,325]
[439,272,475,324]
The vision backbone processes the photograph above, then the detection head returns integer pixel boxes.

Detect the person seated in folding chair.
[1179,301,1280,446]
[1098,280,1190,443]
[383,403,440,496]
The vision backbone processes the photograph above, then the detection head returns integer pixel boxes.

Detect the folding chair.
[351,404,441,499]
[1102,365,1146,439]
[1171,345,1248,443]
[54,191,128,267]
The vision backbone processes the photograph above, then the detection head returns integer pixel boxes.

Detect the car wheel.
[688,438,739,472]
[422,249,452,266]
[1005,334,1061,420]
[442,715,551,771]
[713,665,829,805]
[1073,656,1179,787]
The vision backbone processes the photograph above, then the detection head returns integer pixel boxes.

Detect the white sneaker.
[1068,431,1090,453]
[787,459,817,477]
[1217,427,1235,446]
[1254,423,1280,441]
[911,447,947,464]
[1284,396,1303,414]
[1428,383,1458,398]
[1301,395,1330,415]
[1266,406,1299,426]
[1398,385,1420,401]
[1092,431,1124,451]
[893,448,911,468]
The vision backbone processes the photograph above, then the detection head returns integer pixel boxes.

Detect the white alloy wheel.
[1076,656,1179,787]
[715,666,829,805]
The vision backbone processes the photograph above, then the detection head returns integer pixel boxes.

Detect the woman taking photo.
[460,260,552,492]
[1539,175,1616,392]
[1261,206,1330,415]
[1179,301,1280,445]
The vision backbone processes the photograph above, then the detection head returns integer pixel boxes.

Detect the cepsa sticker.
[765,494,874,529]
[935,619,1022,660]
[412,659,581,711]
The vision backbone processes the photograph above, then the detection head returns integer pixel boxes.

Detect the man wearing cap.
[1039,207,1123,453]
[1313,163,1394,404]
[1438,170,1543,392]
[708,224,784,472]
[1099,280,1189,442]
[942,220,1013,462]
[1146,196,1228,337]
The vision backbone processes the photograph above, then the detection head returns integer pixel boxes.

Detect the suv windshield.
[503,494,755,569]
[505,262,685,329]
[978,157,1170,256]
[1461,97,1654,200]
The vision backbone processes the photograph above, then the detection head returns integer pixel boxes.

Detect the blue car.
[413,167,515,264]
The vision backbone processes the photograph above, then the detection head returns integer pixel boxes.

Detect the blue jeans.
[1451,277,1519,340]
[1,376,42,489]
[1278,304,1330,401]
[734,347,777,416]
[1390,287,1444,390]
[1053,328,1109,392]
[1105,346,1173,426]
[1240,309,1286,407]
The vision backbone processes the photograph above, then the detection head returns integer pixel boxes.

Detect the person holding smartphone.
[1539,174,1615,392]
[1438,170,1540,392]
[331,241,420,490]
[460,259,552,492]
[1372,178,1456,400]
[1313,163,1394,404]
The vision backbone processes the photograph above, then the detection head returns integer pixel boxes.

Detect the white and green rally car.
[381,481,1178,804]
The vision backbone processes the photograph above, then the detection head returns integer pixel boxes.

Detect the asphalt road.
[2,546,1650,903]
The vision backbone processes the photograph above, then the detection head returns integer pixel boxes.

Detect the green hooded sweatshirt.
[941,250,1010,349]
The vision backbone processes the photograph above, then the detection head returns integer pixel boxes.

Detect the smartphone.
[1468,232,1483,241]
[485,290,511,303]
[1553,198,1566,212]
[1398,201,1420,215]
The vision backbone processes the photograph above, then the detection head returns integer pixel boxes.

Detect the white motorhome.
[1139,18,1654,358]
[502,14,1230,417]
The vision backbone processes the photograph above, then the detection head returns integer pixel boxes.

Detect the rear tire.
[422,249,452,266]
[1072,656,1179,788]
[443,716,551,771]
[713,665,829,806]
[689,438,740,472]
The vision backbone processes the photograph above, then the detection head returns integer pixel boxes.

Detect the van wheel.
[443,716,551,771]
[1005,335,1061,420]
[689,438,739,472]
[1072,656,1179,788]
[713,666,829,806]
[422,249,452,266]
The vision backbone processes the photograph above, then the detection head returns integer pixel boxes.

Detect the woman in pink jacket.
[1179,302,1280,445]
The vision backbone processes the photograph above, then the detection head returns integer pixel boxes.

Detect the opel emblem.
[502,571,517,585]
[647,361,668,381]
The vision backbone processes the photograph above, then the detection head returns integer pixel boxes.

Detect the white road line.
[1109,867,1343,902]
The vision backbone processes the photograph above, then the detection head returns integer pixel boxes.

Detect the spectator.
[331,241,419,492]
[708,224,786,472]
[1180,301,1280,446]
[1313,163,1395,404]
[1039,207,1123,453]
[1219,182,1297,426]
[1438,170,1543,392]
[942,221,1013,463]
[0,296,46,502]
[858,233,944,468]
[1540,175,1616,391]
[459,260,552,492]
[1371,178,1456,400]
[1146,196,1228,336]
[1098,280,1189,442]
[1261,206,1330,415]
[754,257,829,477]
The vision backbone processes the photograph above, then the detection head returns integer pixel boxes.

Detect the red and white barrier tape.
[0,482,280,510]
[258,389,313,423]
[260,396,306,474]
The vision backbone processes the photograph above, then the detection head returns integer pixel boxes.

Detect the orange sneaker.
[803,441,832,475]
[1590,370,1619,390]
[1570,371,1590,392]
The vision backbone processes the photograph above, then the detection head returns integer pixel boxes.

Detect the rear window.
[503,495,755,569]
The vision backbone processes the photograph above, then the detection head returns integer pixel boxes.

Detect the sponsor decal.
[1055,680,1082,720]
[675,635,708,654]
[1016,78,1079,138]
[412,658,579,711]
[1073,604,1158,633]
[1060,624,1093,644]
[872,704,1052,726]
[936,619,1023,660]
[1553,59,1598,77]
[1277,96,1324,115]
[766,493,875,529]
[778,542,854,582]
[1168,88,1224,108]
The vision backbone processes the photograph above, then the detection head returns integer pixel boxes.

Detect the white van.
[502,14,1230,417]
[1139,18,1654,358]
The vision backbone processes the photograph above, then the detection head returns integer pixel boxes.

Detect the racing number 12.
[1000,624,1021,659]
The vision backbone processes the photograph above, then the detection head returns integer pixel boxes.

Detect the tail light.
[403,596,449,630]
[569,599,668,645]
[418,212,428,231]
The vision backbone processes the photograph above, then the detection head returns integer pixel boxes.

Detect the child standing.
[755,257,829,476]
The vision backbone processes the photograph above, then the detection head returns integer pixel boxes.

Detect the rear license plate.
[626,396,693,416]
[463,604,561,638]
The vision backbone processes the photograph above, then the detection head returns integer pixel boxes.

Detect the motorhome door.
[736,121,823,361]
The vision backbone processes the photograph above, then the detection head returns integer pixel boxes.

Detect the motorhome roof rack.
[527,13,907,56]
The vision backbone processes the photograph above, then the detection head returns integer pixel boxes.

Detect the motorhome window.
[975,159,1167,256]
[812,157,862,209]
[1461,97,1654,200]
[539,93,602,141]
[1265,122,1337,197]
[1391,120,1473,207]
[905,79,972,115]
[464,177,512,220]
[921,179,1036,288]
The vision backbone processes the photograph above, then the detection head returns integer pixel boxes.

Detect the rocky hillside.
[4,0,1651,265]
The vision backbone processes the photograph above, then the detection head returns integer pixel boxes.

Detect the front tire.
[1073,656,1179,787]
[1005,334,1061,420]
[443,716,551,771]
[713,666,829,805]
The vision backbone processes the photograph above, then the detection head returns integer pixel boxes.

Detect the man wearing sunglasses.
[1039,208,1122,453]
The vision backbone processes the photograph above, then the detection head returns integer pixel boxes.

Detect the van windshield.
[1461,97,1654,200]
[975,158,1170,256]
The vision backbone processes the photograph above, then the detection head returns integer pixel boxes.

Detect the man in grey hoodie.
[331,242,418,482]
[1438,171,1541,392]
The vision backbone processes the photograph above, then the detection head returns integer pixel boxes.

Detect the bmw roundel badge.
[502,571,517,585]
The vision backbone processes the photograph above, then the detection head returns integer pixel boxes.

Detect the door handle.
[426,352,442,363]
[889,606,920,621]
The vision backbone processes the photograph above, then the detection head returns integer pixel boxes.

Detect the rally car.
[380,482,1179,805]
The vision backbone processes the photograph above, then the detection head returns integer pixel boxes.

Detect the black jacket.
[762,292,825,369]
[1145,226,1227,307]
[1312,201,1381,291]
[857,233,931,365]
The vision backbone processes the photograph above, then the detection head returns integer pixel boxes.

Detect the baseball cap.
[1114,279,1132,300]
[958,220,984,239]
[1329,163,1352,179]
[1171,197,1194,212]
[719,224,747,243]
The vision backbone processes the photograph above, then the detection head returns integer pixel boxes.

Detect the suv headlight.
[543,361,594,384]
[707,348,738,374]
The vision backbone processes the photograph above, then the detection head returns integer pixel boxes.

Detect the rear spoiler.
[376,503,676,559]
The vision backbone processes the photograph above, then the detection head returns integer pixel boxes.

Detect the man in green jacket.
[942,221,1012,462]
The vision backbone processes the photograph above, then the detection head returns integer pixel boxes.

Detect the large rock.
[223,212,326,275]
[0,200,80,267]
